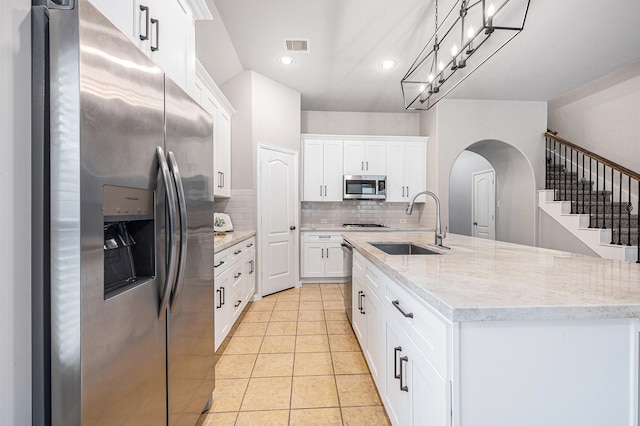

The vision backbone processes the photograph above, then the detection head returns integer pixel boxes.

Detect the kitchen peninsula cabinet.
[89,0,212,91]
[345,232,640,426]
[301,138,343,202]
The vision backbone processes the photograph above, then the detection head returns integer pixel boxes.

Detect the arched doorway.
[448,140,536,245]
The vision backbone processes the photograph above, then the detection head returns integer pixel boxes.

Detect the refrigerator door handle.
[168,151,188,310]
[157,146,178,318]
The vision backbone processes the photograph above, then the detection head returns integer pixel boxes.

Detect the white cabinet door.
[214,268,232,351]
[216,109,232,197]
[323,140,344,201]
[404,141,426,201]
[89,0,135,42]
[343,141,366,175]
[325,243,345,278]
[302,243,324,278]
[385,141,406,202]
[148,0,188,88]
[364,141,387,175]
[365,289,383,386]
[385,316,412,426]
[411,349,450,426]
[352,274,367,346]
[302,140,325,202]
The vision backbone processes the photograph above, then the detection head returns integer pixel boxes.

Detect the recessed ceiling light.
[279,56,295,65]
[379,59,397,70]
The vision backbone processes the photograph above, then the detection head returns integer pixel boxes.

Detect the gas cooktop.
[342,223,388,228]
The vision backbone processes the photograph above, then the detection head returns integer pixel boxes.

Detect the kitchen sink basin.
[370,242,442,255]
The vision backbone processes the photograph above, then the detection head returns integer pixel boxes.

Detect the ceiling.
[213,0,640,113]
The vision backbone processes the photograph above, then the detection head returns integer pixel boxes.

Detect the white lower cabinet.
[353,249,451,426]
[214,237,256,351]
[301,232,351,280]
[385,314,450,426]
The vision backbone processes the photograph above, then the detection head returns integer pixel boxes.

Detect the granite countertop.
[214,231,256,254]
[343,232,640,322]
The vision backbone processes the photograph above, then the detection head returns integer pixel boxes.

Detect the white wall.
[548,60,640,173]
[449,151,493,236]
[301,111,420,136]
[1,0,32,423]
[196,0,243,86]
[421,99,547,246]
[538,211,598,257]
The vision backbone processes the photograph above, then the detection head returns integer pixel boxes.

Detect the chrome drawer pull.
[214,260,225,268]
[392,300,414,318]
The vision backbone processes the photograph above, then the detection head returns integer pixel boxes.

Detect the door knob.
[289,226,296,230]
[473,222,478,226]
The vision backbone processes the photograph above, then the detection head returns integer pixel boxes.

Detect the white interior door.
[258,145,298,296]
[472,170,496,239]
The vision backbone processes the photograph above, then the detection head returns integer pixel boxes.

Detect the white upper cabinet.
[344,140,387,175]
[302,138,343,202]
[385,140,427,202]
[89,0,211,91]
[195,61,234,198]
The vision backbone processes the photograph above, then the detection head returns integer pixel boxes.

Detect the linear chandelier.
[401,0,531,110]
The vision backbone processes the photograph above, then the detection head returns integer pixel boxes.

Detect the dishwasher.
[341,239,354,324]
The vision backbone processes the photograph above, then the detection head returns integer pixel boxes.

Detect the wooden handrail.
[545,132,640,182]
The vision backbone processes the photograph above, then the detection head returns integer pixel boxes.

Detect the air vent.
[284,39,310,53]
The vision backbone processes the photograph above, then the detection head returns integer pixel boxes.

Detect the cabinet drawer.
[385,279,449,377]
[214,247,232,276]
[303,233,343,243]
[243,237,256,252]
[353,250,365,277]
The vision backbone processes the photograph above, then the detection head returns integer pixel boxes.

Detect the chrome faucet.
[406,190,449,249]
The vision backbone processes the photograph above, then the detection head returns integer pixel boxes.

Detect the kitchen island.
[343,232,640,426]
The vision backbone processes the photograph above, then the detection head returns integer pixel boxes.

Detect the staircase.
[539,133,640,263]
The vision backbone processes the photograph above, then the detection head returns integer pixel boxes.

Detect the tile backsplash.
[214,189,255,231]
[301,200,435,229]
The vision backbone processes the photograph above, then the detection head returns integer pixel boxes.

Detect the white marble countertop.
[214,231,256,254]
[301,225,433,232]
[343,232,640,322]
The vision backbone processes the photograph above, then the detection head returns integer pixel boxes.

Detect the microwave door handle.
[156,147,178,318]
[167,151,188,310]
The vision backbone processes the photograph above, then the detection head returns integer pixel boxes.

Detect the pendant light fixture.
[401,0,531,110]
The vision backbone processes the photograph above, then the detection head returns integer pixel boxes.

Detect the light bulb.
[428,73,434,83]
[451,45,458,57]
[419,83,426,92]
[487,3,495,17]
[438,61,444,71]
[467,26,474,40]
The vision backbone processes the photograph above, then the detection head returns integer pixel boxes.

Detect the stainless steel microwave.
[343,175,386,200]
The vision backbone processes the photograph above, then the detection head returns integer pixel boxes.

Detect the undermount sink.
[370,242,442,255]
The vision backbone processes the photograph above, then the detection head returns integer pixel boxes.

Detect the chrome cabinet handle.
[320,185,323,196]
[321,248,324,258]
[139,5,150,41]
[324,185,327,196]
[234,300,242,308]
[246,243,253,248]
[392,300,414,318]
[150,18,159,51]
[366,161,369,170]
[221,286,225,305]
[399,356,409,392]
[249,260,254,274]
[214,260,225,268]
[360,292,366,314]
[216,289,222,309]
[361,161,364,170]
[156,147,177,318]
[221,172,224,188]
[234,249,242,255]
[234,272,242,279]
[402,186,405,197]
[406,186,409,197]
[357,290,363,311]
[168,151,188,310]
[394,346,402,379]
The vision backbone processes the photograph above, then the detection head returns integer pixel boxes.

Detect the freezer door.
[74,3,166,425]
[164,78,215,425]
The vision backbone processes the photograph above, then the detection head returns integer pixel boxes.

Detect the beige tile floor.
[197,283,390,426]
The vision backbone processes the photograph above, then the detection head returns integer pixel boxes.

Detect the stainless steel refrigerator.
[32,1,215,424]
